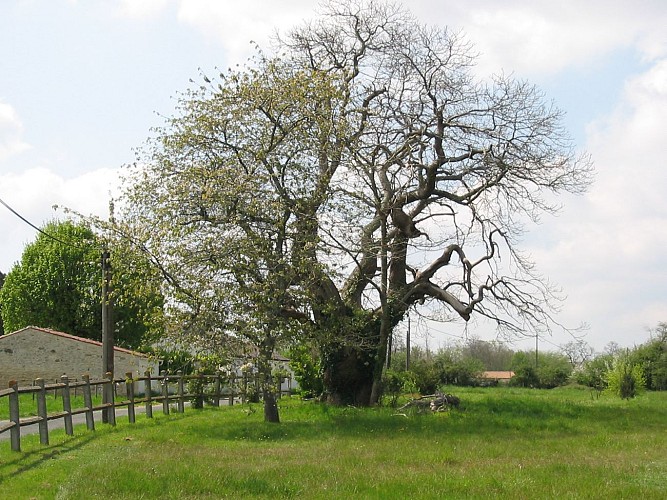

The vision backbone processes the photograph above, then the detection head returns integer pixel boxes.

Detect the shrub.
[288,342,323,398]
[381,369,419,406]
[605,359,646,399]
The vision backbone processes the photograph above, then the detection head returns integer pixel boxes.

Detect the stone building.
[0,326,158,388]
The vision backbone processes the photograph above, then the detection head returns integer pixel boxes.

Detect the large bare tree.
[114,0,592,406]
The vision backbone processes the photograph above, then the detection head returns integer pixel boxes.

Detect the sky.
[1,0,666,353]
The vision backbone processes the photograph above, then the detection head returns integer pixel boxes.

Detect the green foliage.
[510,351,572,389]
[381,369,417,406]
[0,220,163,348]
[187,353,227,408]
[606,358,646,399]
[574,354,614,391]
[460,338,514,370]
[0,270,5,335]
[288,341,323,398]
[628,324,667,391]
[0,220,100,340]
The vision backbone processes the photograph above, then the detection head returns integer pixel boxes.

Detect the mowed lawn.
[0,386,665,499]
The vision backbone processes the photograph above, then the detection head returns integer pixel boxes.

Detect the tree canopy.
[0,220,163,349]
[110,0,592,405]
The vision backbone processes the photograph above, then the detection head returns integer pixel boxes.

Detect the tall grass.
[0,386,665,498]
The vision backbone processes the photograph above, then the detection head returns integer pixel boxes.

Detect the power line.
[0,196,91,251]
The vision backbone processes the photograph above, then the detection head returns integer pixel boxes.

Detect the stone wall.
[0,326,158,388]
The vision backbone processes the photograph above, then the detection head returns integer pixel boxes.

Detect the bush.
[288,342,323,398]
[409,360,442,394]
[606,359,645,399]
[574,354,613,392]
[381,369,417,406]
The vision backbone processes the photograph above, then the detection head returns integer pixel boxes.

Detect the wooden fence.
[0,370,286,452]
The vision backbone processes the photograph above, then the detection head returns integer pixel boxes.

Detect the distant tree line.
[288,328,667,402]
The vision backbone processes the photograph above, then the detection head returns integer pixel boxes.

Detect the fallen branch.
[398,392,460,413]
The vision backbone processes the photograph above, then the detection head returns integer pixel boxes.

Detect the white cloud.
[411,0,667,77]
[525,57,667,349]
[175,0,317,63]
[0,167,121,272]
[0,102,30,161]
[116,0,170,19]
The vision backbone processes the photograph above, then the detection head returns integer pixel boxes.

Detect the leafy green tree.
[510,351,571,388]
[535,352,573,389]
[574,353,613,392]
[0,270,5,334]
[606,358,646,399]
[0,220,163,349]
[460,339,514,371]
[288,340,324,398]
[109,0,591,406]
[629,324,667,390]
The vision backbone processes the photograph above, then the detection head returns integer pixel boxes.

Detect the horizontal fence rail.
[1,371,290,452]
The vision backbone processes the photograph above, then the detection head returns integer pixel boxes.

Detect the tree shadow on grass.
[0,432,96,485]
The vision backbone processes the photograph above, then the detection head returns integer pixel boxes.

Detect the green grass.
[0,386,665,498]
[0,393,107,420]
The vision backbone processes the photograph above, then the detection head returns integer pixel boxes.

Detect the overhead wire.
[0,195,94,252]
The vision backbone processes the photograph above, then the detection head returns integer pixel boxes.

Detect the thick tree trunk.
[322,345,376,406]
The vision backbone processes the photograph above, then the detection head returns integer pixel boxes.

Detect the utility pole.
[101,249,114,423]
[406,315,411,370]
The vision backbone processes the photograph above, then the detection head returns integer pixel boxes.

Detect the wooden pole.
[104,372,116,426]
[101,250,114,422]
[126,372,136,424]
[161,372,170,415]
[61,375,73,436]
[177,370,185,413]
[82,374,95,431]
[144,370,153,419]
[213,373,221,407]
[36,378,49,445]
[8,380,21,452]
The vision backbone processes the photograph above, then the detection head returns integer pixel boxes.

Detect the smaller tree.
[288,339,324,398]
[574,353,614,393]
[606,358,645,399]
[0,220,163,348]
[510,351,571,389]
[630,324,667,391]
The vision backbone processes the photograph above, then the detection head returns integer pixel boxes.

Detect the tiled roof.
[481,370,515,380]
[1,326,149,358]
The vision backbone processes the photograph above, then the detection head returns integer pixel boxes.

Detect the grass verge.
[0,386,665,499]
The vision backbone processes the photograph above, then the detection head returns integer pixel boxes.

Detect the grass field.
[0,385,665,499]
[0,393,106,420]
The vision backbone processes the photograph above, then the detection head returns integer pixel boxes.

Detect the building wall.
[0,327,158,388]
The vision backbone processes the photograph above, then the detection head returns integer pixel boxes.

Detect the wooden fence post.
[61,375,74,436]
[104,372,116,426]
[213,373,221,407]
[144,370,153,419]
[177,370,185,413]
[126,372,136,424]
[8,380,21,452]
[82,374,95,431]
[36,378,49,445]
[161,372,170,415]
